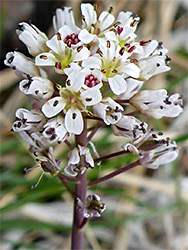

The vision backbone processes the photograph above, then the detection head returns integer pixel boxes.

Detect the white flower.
[12,108,45,132]
[4,51,41,78]
[35,30,90,74]
[79,3,115,43]
[77,194,106,218]
[42,117,70,143]
[82,40,140,95]
[93,97,124,125]
[16,22,49,56]
[122,130,179,169]
[105,13,142,52]
[64,145,94,176]
[53,7,79,33]
[65,65,103,90]
[19,76,54,100]
[42,74,102,135]
[130,89,183,119]
[137,40,171,80]
[111,115,148,139]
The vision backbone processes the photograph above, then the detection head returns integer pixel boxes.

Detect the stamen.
[30,172,45,189]
[130,59,138,63]
[55,83,61,90]
[130,20,137,27]
[24,165,39,173]
[98,50,103,57]
[55,62,62,69]
[39,55,47,60]
[113,22,121,27]
[140,40,149,46]
[82,15,86,22]
[64,33,80,47]
[128,46,136,53]
[106,40,111,48]
[108,6,113,13]
[119,47,125,56]
[77,45,83,52]
[57,32,62,41]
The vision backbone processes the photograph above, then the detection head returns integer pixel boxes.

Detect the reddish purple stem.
[88,160,140,187]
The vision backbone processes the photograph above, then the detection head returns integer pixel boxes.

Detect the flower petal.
[35,52,56,66]
[81,88,102,106]
[81,3,97,28]
[98,11,115,31]
[42,97,65,118]
[122,62,140,78]
[72,46,90,61]
[108,75,127,95]
[78,29,96,44]
[65,108,83,135]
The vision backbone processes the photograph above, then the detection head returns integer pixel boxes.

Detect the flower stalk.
[88,160,140,187]
[71,120,87,250]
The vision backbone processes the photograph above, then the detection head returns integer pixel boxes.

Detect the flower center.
[60,88,85,111]
[64,33,80,48]
[84,74,99,87]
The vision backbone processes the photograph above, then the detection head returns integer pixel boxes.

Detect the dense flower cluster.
[5,4,183,218]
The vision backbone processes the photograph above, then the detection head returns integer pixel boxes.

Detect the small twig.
[64,139,74,150]
[88,160,140,187]
[124,110,139,116]
[85,115,103,121]
[115,99,130,104]
[58,173,80,183]
[94,150,129,163]
[57,173,76,198]
[79,217,88,229]
[87,121,105,142]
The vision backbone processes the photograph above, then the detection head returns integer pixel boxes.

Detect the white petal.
[73,46,90,61]
[99,40,116,61]
[81,88,102,106]
[63,62,80,75]
[68,148,80,165]
[42,97,65,118]
[67,71,85,92]
[85,152,94,168]
[81,3,97,27]
[98,11,115,31]
[64,165,78,176]
[122,63,140,78]
[58,25,75,40]
[78,29,96,44]
[108,75,127,95]
[35,52,56,66]
[82,56,101,69]
[53,7,78,33]
[65,108,83,135]
[46,34,65,54]
[121,143,138,155]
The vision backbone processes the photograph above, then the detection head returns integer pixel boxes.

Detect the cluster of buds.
[5,4,183,219]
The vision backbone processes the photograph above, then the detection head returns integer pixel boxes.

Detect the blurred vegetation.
[0,0,188,249]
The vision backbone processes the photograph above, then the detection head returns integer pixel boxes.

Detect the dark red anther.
[55,62,62,69]
[128,46,136,53]
[117,26,123,35]
[140,40,149,46]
